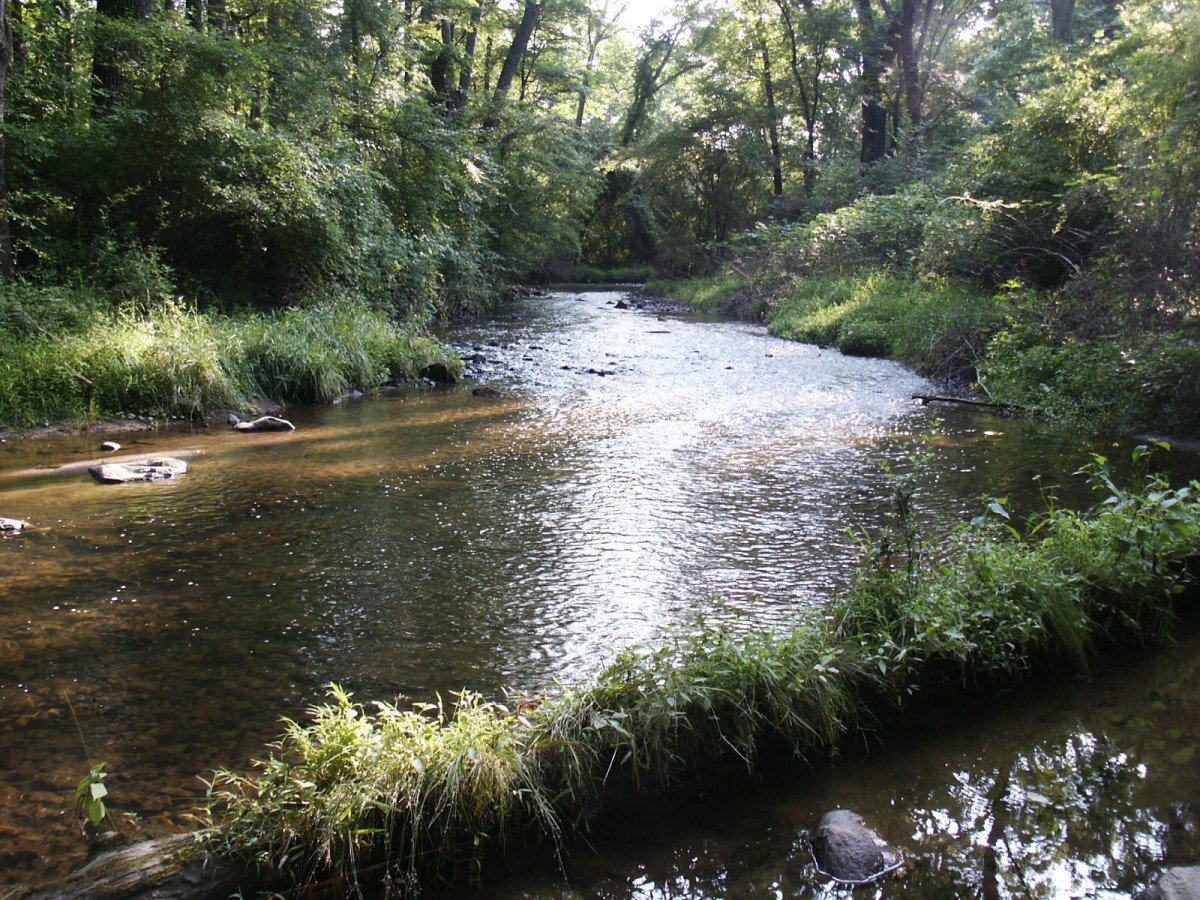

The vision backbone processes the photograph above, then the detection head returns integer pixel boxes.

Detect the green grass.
[767,271,1002,381]
[204,448,1200,896]
[643,273,755,313]
[0,286,460,429]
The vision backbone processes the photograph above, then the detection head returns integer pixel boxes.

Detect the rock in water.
[420,362,458,384]
[101,441,121,452]
[232,415,295,433]
[89,458,189,484]
[0,518,28,533]
[810,809,900,884]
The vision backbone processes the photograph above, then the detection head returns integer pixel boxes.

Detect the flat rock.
[232,415,295,433]
[810,809,900,884]
[89,458,189,484]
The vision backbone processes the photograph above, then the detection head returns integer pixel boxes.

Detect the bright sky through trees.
[617,0,678,34]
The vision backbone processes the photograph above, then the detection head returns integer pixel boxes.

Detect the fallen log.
[912,394,1024,411]
[19,834,251,900]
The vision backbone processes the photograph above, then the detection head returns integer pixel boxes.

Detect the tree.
[773,0,854,195]
[0,0,10,272]
[91,0,153,111]
[575,0,621,126]
[494,0,544,100]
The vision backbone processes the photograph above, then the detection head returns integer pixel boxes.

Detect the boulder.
[232,415,295,433]
[810,809,900,884]
[420,362,459,384]
[1138,867,1200,899]
[89,458,189,484]
[0,517,28,533]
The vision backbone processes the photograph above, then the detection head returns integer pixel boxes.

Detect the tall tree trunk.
[493,0,542,100]
[756,26,783,198]
[774,0,821,196]
[185,0,203,30]
[0,0,11,274]
[429,18,454,100]
[1051,0,1075,44]
[454,0,484,108]
[897,0,921,129]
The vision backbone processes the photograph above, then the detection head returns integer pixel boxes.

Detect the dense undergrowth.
[205,449,1200,896]
[0,284,459,429]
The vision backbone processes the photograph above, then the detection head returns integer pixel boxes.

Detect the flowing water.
[0,289,1196,893]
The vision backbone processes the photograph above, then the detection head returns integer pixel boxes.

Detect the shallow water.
[0,289,1196,891]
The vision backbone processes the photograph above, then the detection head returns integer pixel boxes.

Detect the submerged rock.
[0,517,28,533]
[810,809,901,884]
[89,458,188,484]
[473,386,503,398]
[233,415,295,433]
[1138,866,1200,899]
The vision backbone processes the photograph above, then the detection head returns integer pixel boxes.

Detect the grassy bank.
[0,285,460,431]
[205,450,1200,895]
[646,270,1200,436]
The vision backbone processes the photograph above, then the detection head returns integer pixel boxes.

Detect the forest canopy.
[0,0,1197,429]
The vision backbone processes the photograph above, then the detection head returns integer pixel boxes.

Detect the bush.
[983,324,1200,434]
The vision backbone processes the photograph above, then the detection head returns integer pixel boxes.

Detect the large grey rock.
[1138,867,1200,899]
[89,457,188,484]
[810,809,900,884]
[232,415,295,433]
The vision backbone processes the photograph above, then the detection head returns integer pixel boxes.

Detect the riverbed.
[0,289,1196,894]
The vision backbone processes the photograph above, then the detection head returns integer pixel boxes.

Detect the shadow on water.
[0,289,1197,891]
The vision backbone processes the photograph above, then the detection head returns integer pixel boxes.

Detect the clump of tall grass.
[74,300,251,419]
[205,448,1199,896]
[0,286,459,429]
[239,297,458,405]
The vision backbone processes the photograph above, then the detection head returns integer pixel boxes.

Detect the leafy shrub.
[983,325,1200,434]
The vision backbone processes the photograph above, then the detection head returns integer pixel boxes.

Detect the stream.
[0,289,1197,895]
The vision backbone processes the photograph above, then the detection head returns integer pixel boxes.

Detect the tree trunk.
[429,18,454,100]
[897,0,921,129]
[1051,0,1075,44]
[493,0,542,100]
[454,0,484,108]
[0,0,11,274]
[757,28,783,198]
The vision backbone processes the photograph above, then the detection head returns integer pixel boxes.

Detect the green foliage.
[75,764,112,829]
[240,297,458,405]
[983,323,1200,434]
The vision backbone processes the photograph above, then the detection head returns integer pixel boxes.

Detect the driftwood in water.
[913,394,1024,411]
[20,834,251,900]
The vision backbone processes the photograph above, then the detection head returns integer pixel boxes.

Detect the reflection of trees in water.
[913,730,1176,897]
